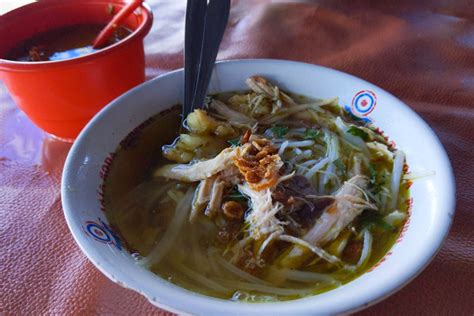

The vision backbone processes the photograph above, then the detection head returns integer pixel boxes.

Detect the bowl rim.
[61,58,456,315]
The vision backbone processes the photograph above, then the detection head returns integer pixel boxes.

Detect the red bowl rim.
[0,0,153,70]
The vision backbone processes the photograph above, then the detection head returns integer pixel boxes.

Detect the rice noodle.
[261,98,338,124]
[389,150,405,210]
[276,171,296,185]
[334,116,348,132]
[114,181,174,224]
[356,229,373,268]
[293,148,303,155]
[278,140,289,156]
[278,234,340,264]
[335,117,369,155]
[228,235,253,262]
[327,230,351,257]
[166,189,182,204]
[325,130,340,162]
[293,149,313,163]
[211,99,257,125]
[304,169,341,188]
[288,127,306,134]
[299,159,318,168]
[320,163,335,193]
[298,149,312,159]
[317,131,341,192]
[191,226,210,273]
[277,269,340,285]
[214,256,271,286]
[383,210,407,226]
[139,187,194,267]
[172,260,229,293]
[305,157,330,179]
[207,248,225,277]
[403,170,435,180]
[257,231,281,258]
[217,279,313,296]
[286,140,315,148]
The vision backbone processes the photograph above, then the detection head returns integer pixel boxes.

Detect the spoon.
[182,0,231,122]
[92,0,144,49]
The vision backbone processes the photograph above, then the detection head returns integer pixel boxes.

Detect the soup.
[5,24,131,62]
[103,77,410,302]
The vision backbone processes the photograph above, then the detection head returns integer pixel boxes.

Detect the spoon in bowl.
[92,0,144,49]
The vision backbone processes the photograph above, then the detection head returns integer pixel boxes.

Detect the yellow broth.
[104,98,410,302]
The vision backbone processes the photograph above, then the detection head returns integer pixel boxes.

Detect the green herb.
[304,129,321,140]
[227,194,247,201]
[368,163,377,185]
[347,126,369,141]
[226,188,248,201]
[228,138,240,146]
[333,158,346,174]
[359,210,394,231]
[270,126,289,138]
[368,163,386,195]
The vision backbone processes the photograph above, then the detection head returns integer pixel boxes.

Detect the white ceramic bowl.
[62,59,455,315]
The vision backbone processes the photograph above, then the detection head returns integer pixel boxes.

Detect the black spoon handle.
[183,0,231,121]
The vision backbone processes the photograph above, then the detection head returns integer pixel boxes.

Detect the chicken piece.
[210,99,257,126]
[189,164,243,222]
[154,145,247,182]
[205,180,226,217]
[245,76,297,108]
[205,166,243,217]
[190,177,216,222]
[279,175,377,268]
[239,183,284,240]
[227,92,273,118]
[304,175,374,244]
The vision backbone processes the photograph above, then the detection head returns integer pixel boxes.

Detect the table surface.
[1,0,473,315]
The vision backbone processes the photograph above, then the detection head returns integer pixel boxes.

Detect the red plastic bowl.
[0,0,153,140]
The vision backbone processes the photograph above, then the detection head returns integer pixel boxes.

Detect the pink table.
[1,1,473,314]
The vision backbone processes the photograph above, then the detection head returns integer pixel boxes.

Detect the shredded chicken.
[210,99,257,126]
[160,134,287,232]
[206,180,226,217]
[239,183,285,240]
[304,175,376,245]
[246,76,297,108]
[190,177,216,222]
[280,175,377,268]
[154,146,246,182]
[190,165,242,221]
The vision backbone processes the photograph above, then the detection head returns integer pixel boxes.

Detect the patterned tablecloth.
[1,0,473,314]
